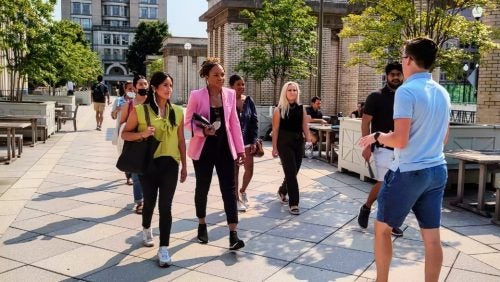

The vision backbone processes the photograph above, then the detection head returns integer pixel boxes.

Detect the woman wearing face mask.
[111,81,133,184]
[117,76,149,214]
[122,72,187,267]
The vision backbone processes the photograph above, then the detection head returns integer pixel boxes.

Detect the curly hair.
[199,57,223,78]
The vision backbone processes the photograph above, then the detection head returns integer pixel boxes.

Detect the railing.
[442,82,476,104]
[450,110,475,124]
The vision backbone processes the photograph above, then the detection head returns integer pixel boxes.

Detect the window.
[72,2,81,14]
[85,33,92,43]
[112,6,120,16]
[103,34,111,45]
[112,34,120,45]
[139,6,158,19]
[121,35,129,45]
[81,18,91,29]
[178,56,183,63]
[82,3,91,15]
[140,0,157,3]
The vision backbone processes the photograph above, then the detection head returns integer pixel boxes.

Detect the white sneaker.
[142,228,154,247]
[240,192,249,204]
[237,200,247,212]
[157,246,172,267]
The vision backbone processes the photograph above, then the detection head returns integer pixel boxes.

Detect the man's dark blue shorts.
[377,164,447,229]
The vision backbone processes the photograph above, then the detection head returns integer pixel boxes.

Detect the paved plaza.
[0,103,499,281]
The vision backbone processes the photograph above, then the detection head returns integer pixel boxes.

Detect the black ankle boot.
[197,224,208,244]
[229,231,245,250]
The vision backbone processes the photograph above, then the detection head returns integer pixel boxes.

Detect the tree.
[126,21,170,76]
[146,58,164,78]
[0,0,55,101]
[25,20,102,95]
[339,0,498,79]
[236,0,317,104]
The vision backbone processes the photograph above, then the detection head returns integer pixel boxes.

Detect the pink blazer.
[184,87,245,160]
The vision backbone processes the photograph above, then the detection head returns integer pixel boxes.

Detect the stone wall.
[477,8,500,124]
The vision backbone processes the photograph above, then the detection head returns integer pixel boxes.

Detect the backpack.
[92,82,106,102]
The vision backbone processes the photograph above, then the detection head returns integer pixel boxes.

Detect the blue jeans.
[131,173,143,203]
[377,164,447,229]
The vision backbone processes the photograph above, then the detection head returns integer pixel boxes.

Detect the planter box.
[0,101,57,138]
[337,118,500,183]
[23,95,75,111]
[75,90,91,105]
[255,105,274,139]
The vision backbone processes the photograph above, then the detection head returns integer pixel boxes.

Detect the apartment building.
[61,0,167,88]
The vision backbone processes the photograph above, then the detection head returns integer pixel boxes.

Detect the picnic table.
[446,149,500,219]
[308,124,340,164]
[0,115,47,146]
[0,121,31,164]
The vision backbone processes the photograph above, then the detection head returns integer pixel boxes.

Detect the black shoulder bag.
[116,105,161,174]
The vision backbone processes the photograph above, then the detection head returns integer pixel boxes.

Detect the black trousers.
[193,143,238,225]
[277,130,304,207]
[139,156,179,247]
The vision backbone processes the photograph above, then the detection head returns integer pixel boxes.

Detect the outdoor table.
[308,124,339,163]
[0,121,31,164]
[446,149,500,217]
[0,115,47,146]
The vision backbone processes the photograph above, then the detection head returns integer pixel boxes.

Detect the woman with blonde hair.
[271,81,311,215]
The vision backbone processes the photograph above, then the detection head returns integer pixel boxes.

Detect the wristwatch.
[374,131,381,142]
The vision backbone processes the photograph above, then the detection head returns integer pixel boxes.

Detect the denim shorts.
[376,164,447,229]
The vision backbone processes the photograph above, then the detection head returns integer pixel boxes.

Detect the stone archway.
[105,63,128,76]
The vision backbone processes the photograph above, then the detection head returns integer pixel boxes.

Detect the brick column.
[476,8,500,124]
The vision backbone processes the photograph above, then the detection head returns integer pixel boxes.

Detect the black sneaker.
[197,223,208,244]
[357,204,371,229]
[391,227,404,237]
[229,231,245,250]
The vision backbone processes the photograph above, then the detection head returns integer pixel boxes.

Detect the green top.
[136,103,183,162]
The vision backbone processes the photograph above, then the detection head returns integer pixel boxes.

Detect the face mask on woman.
[126,92,136,99]
[137,88,148,96]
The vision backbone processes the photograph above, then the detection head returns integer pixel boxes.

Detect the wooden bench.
[0,134,23,157]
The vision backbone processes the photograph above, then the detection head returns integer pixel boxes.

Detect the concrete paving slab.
[441,227,497,254]
[243,233,315,261]
[0,235,82,264]
[84,255,189,281]
[267,220,337,243]
[391,238,458,267]
[235,214,288,233]
[196,251,287,282]
[46,221,129,244]
[472,253,500,270]
[0,265,71,281]
[58,203,126,221]
[0,201,26,216]
[360,258,450,282]
[453,252,500,276]
[10,213,87,235]
[197,224,259,249]
[25,194,87,213]
[91,229,163,257]
[445,268,500,282]
[0,227,39,245]
[0,188,37,200]
[450,224,500,245]
[12,208,48,222]
[293,208,356,228]
[321,229,374,253]
[33,245,128,278]
[0,215,19,236]
[10,178,44,189]
[295,244,373,275]
[265,262,368,282]
[172,270,233,282]
[0,257,23,274]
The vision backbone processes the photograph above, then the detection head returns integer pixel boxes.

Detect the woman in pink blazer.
[184,58,246,250]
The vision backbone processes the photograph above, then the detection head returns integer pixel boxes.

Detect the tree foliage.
[236,0,317,104]
[26,20,102,93]
[0,0,55,101]
[339,0,498,79]
[126,21,170,76]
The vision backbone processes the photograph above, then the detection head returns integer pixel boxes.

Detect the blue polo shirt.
[390,72,450,172]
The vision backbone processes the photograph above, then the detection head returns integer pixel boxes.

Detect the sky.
[52,0,208,38]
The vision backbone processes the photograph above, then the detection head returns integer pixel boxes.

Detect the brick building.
[200,0,382,116]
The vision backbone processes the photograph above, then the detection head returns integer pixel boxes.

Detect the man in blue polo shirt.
[359,37,450,281]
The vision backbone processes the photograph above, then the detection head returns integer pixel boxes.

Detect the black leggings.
[277,130,304,207]
[139,156,179,246]
[193,144,238,225]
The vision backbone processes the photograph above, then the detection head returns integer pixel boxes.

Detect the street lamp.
[472,5,483,20]
[184,42,192,104]
[317,0,324,99]
[463,63,469,103]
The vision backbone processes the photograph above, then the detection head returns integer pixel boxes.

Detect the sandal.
[277,192,288,204]
[289,206,300,215]
[135,203,143,214]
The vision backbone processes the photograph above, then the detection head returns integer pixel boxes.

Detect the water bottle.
[305,142,313,160]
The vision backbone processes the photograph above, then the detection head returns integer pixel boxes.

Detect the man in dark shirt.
[306,96,327,145]
[357,62,404,236]
[91,75,110,130]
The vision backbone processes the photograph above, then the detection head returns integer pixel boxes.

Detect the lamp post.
[184,42,192,104]
[471,5,483,102]
[463,63,469,103]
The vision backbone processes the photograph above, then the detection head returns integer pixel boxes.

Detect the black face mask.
[138,88,148,96]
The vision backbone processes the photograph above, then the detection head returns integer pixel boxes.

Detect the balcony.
[101,55,127,62]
